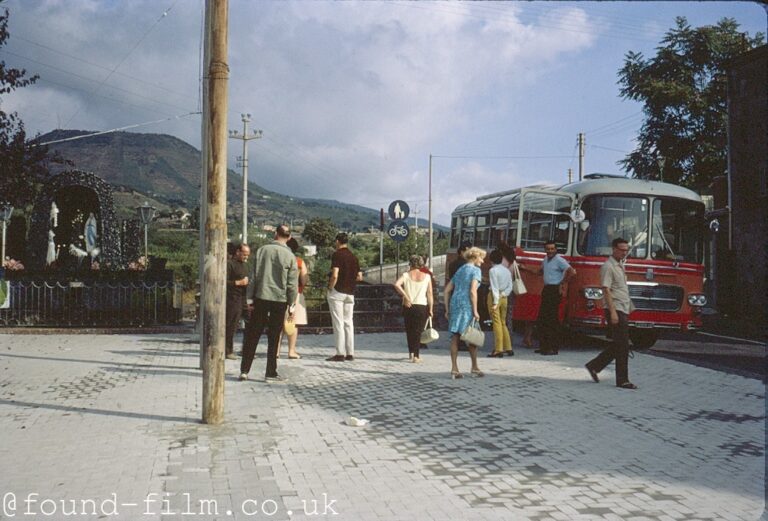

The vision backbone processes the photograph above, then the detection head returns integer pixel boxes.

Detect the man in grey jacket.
[239,225,298,382]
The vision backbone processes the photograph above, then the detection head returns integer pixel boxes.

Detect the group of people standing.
[436,237,636,388]
[225,225,637,390]
[225,227,363,382]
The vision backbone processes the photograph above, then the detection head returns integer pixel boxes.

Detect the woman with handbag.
[500,240,534,348]
[393,255,433,362]
[279,238,309,360]
[444,247,486,379]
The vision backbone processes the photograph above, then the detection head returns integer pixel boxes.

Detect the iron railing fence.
[301,283,445,332]
[0,279,182,327]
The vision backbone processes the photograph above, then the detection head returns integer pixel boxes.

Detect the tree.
[617,17,764,188]
[0,3,63,208]
[383,231,423,264]
[302,217,337,249]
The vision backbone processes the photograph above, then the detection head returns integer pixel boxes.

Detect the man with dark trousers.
[532,240,575,355]
[585,238,638,389]
[239,225,298,382]
[225,243,250,360]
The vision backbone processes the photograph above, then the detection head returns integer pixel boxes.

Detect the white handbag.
[460,319,485,347]
[420,317,440,344]
[511,261,527,296]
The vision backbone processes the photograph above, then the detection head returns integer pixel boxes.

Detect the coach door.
[515,189,576,254]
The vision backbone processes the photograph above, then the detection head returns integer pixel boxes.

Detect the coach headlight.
[687,293,707,307]
[583,287,604,300]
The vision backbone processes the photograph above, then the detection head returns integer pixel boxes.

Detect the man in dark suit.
[225,243,250,360]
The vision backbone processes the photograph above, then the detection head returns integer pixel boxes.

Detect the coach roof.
[452,173,702,214]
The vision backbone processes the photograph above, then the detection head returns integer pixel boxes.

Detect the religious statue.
[50,202,59,228]
[46,230,57,266]
[85,212,98,254]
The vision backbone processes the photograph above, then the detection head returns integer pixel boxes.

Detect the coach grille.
[628,283,683,312]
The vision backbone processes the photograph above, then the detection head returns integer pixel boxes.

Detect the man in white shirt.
[487,249,514,357]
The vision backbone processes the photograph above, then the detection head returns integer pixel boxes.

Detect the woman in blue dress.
[444,247,486,379]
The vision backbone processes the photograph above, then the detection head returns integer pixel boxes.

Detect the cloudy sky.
[2,1,765,225]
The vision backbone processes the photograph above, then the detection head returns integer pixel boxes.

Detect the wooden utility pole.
[202,0,229,425]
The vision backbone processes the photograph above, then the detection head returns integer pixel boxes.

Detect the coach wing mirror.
[579,220,590,231]
[709,218,720,233]
[569,209,586,224]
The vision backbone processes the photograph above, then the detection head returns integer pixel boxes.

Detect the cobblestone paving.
[0,332,764,521]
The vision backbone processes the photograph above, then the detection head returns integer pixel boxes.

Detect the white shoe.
[238,373,248,381]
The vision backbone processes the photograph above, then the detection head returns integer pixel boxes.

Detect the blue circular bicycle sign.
[387,220,410,242]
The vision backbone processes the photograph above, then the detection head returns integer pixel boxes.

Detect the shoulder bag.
[420,317,440,344]
[511,261,527,296]
[460,319,485,347]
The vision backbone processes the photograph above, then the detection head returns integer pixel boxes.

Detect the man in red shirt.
[326,232,363,361]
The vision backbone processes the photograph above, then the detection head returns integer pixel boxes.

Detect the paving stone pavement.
[0,331,764,521]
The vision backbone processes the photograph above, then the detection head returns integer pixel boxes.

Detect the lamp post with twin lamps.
[0,204,13,263]
[657,155,666,182]
[136,202,156,262]
[229,114,262,243]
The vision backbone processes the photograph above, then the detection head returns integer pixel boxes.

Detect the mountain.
[35,129,391,231]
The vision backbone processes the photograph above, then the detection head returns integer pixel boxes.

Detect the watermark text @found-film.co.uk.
[2,492,339,518]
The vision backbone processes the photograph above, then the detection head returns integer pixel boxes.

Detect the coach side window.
[450,216,459,248]
[475,213,490,248]
[520,193,572,252]
[489,210,508,248]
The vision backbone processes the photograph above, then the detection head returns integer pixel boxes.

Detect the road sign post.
[388,201,410,278]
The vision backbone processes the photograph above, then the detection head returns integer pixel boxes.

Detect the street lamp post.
[428,154,433,268]
[657,155,666,182]
[136,201,156,261]
[229,114,262,243]
[0,204,13,263]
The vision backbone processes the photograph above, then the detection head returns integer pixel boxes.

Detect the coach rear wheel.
[629,329,658,350]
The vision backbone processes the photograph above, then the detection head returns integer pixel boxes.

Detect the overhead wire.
[62,1,180,128]
[32,112,201,147]
[431,154,573,160]
[468,2,668,43]
[584,111,644,134]
[8,34,198,104]
[32,76,190,121]
[4,50,196,115]
[590,144,633,154]
[388,1,664,44]
[589,117,645,139]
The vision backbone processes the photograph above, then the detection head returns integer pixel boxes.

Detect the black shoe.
[326,355,346,362]
[534,349,542,353]
[586,365,599,383]
[345,355,354,361]
[487,352,504,358]
[540,350,557,356]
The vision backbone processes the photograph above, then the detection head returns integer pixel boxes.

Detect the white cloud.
[4,0,600,224]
